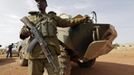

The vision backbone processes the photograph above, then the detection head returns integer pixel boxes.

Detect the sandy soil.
[0,47,134,75]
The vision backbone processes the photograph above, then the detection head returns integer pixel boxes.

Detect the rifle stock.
[20,16,59,72]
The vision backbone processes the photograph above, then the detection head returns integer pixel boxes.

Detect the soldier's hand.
[20,25,32,40]
[83,15,92,23]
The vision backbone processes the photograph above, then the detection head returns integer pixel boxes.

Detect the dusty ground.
[0,47,134,75]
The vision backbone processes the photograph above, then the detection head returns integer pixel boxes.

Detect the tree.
[113,43,119,49]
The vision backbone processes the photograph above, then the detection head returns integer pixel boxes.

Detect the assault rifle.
[20,17,59,72]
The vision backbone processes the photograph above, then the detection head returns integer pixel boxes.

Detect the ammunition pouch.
[37,18,57,37]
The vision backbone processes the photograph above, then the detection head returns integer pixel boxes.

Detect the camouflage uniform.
[20,11,86,75]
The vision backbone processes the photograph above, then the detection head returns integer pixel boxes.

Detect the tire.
[78,58,96,68]
[58,47,71,75]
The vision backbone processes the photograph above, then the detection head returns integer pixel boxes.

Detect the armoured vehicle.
[18,12,117,69]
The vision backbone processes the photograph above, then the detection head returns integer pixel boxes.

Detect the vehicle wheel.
[78,58,96,68]
[58,47,71,75]
[19,57,28,66]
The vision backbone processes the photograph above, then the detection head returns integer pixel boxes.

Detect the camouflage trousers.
[28,46,71,75]
[28,58,60,75]
[28,54,71,75]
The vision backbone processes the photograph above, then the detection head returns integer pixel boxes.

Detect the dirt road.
[0,48,134,75]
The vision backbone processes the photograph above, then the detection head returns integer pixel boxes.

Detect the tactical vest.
[28,14,57,37]
[26,13,60,59]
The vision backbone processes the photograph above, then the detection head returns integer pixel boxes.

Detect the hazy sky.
[0,0,134,47]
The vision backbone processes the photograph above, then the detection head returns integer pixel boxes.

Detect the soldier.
[6,43,13,58]
[19,0,87,75]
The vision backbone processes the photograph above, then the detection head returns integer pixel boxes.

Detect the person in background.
[6,43,14,58]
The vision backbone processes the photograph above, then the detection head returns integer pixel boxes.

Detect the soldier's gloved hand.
[20,25,32,40]
[83,15,92,23]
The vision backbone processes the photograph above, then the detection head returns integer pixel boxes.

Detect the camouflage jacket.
[20,11,85,59]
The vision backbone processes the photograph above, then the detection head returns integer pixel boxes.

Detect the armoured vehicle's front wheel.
[77,58,96,68]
